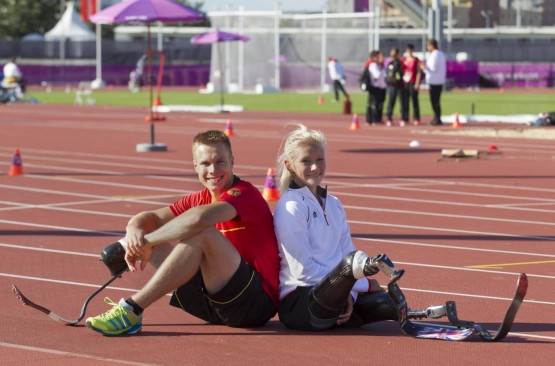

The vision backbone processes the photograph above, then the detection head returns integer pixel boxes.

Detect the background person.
[327,57,349,103]
[384,48,408,126]
[402,44,422,126]
[422,39,446,126]
[365,50,387,125]
[86,130,280,336]
[2,57,26,97]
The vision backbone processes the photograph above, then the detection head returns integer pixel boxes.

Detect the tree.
[0,0,60,39]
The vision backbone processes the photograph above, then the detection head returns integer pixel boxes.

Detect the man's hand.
[125,244,152,272]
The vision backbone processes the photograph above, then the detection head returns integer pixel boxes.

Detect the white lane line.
[397,286,555,306]
[2,272,552,306]
[349,220,555,242]
[0,342,160,366]
[0,219,121,236]
[1,273,137,293]
[345,204,555,227]
[354,235,555,258]
[0,243,98,257]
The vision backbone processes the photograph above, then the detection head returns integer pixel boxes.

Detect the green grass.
[26,88,555,116]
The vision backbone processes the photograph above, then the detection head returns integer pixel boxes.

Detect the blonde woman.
[273,125,399,330]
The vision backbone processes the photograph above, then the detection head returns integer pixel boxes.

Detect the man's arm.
[143,202,237,248]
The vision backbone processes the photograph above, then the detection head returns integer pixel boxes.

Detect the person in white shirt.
[365,50,387,124]
[273,125,399,331]
[423,39,446,125]
[327,57,349,103]
[2,57,26,96]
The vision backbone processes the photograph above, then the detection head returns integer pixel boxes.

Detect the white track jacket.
[274,185,370,301]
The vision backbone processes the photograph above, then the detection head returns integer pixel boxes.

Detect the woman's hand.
[336,295,354,325]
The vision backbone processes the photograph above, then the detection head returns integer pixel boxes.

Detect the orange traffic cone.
[8,149,23,176]
[452,112,461,128]
[262,168,280,202]
[350,113,360,130]
[317,95,324,105]
[224,119,234,137]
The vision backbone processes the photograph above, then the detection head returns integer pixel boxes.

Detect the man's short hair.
[406,44,415,50]
[428,39,438,49]
[192,130,232,156]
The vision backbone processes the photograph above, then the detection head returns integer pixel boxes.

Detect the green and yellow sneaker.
[86,297,142,336]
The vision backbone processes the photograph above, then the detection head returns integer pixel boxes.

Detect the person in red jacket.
[402,44,423,126]
[86,129,280,336]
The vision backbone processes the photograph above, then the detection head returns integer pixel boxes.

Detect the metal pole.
[273,1,280,90]
[147,25,154,145]
[320,8,327,93]
[447,0,452,57]
[238,6,244,91]
[374,2,380,50]
[368,0,373,52]
[93,0,105,88]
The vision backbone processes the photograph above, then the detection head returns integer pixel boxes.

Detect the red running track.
[1,103,554,365]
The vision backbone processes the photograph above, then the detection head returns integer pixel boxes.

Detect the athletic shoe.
[86,297,142,336]
[413,120,420,126]
[399,120,407,127]
[386,120,392,127]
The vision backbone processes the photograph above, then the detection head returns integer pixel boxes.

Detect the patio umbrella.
[90,0,205,152]
[191,29,249,112]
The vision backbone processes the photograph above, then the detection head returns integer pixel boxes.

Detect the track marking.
[466,260,555,269]
[345,204,555,227]
[0,219,122,236]
[0,342,160,366]
[2,271,552,306]
[354,235,555,258]
[350,219,555,242]
[0,243,97,257]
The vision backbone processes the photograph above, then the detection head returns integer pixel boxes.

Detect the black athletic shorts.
[278,286,339,331]
[169,259,276,328]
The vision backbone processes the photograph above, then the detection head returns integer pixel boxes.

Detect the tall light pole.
[92,0,106,89]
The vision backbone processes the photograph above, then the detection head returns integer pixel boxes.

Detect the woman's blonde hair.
[276,124,327,193]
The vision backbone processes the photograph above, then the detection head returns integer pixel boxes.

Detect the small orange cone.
[8,149,23,176]
[224,119,234,137]
[452,112,462,128]
[262,168,280,201]
[350,113,360,130]
[317,95,324,105]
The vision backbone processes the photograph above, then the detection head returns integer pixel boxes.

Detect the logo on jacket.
[227,188,241,197]
[313,211,318,218]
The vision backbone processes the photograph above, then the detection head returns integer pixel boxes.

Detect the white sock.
[119,298,133,311]
[352,251,369,279]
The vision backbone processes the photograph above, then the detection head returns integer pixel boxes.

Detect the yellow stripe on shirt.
[219,226,246,233]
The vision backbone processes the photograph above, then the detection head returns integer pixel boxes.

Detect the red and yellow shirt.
[169,178,280,306]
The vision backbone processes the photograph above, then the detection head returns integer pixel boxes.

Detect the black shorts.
[278,286,339,331]
[169,259,276,328]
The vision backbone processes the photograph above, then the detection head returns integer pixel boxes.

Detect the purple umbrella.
[191,29,250,112]
[90,0,205,152]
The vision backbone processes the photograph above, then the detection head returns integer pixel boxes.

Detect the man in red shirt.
[402,44,423,126]
[86,130,280,336]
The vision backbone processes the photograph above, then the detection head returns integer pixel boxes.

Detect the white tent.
[45,2,95,41]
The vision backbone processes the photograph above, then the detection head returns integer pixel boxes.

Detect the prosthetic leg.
[308,251,402,326]
[11,241,128,325]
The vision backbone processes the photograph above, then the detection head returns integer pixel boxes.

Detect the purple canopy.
[191,29,249,45]
[90,0,204,24]
[191,30,249,112]
[89,0,205,151]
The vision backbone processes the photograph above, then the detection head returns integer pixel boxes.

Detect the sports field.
[28,86,555,116]
[1,94,554,365]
